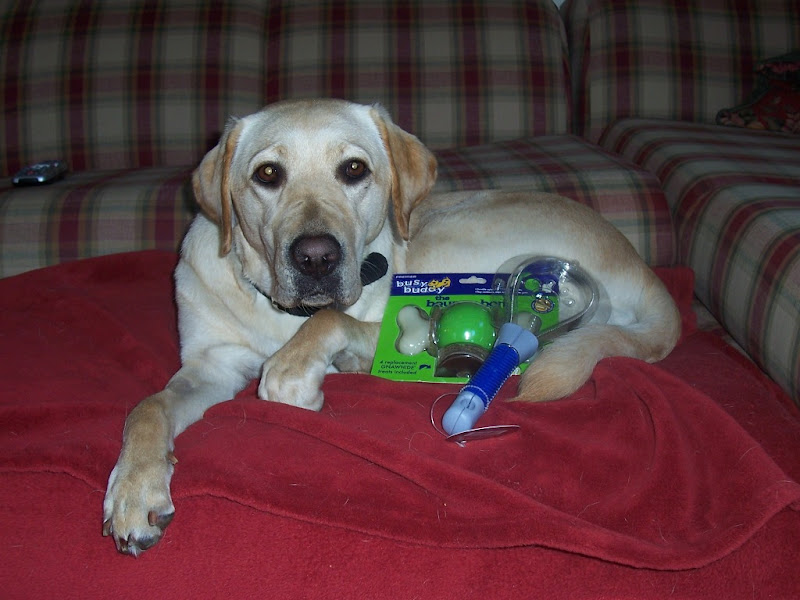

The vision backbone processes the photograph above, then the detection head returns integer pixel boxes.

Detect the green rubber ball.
[435,302,497,350]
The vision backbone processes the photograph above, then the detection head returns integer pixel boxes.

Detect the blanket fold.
[1,250,798,573]
[188,355,799,569]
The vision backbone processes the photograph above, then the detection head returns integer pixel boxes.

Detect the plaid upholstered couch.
[3,4,800,596]
[1,0,797,404]
[563,0,800,404]
[0,0,671,277]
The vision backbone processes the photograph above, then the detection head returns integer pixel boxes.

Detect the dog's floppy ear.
[370,106,437,241]
[192,117,245,255]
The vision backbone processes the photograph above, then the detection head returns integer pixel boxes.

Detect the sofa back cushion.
[563,0,800,142]
[0,0,570,176]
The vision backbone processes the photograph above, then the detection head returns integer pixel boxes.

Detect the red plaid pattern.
[1,0,571,177]
[0,167,195,277]
[434,135,674,266]
[0,134,675,277]
[0,0,589,278]
[563,0,800,142]
[602,118,800,403]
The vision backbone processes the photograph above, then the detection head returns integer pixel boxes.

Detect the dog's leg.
[259,309,380,410]
[103,351,261,555]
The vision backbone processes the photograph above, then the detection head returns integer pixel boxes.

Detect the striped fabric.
[602,118,800,404]
[0,134,675,277]
[0,0,570,177]
[433,135,674,266]
[562,0,800,142]
[0,167,196,277]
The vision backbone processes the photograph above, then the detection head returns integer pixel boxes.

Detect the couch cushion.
[563,0,800,142]
[1,134,675,277]
[0,0,570,176]
[0,167,195,277]
[601,118,800,403]
[434,134,675,266]
[600,119,800,212]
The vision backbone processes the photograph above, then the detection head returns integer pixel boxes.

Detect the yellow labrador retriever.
[103,99,680,554]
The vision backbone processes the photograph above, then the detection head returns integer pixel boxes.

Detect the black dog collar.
[262,252,389,317]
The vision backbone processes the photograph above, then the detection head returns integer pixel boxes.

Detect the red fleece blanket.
[1,250,799,599]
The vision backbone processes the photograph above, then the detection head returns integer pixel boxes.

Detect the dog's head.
[192,99,437,311]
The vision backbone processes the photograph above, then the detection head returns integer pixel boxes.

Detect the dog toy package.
[440,257,600,438]
[373,256,599,383]
[372,272,521,383]
[372,256,601,440]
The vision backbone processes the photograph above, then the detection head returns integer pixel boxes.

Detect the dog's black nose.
[290,234,341,279]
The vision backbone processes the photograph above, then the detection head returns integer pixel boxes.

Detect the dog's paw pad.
[103,509,174,556]
[114,530,162,555]
[148,509,175,530]
[103,456,176,555]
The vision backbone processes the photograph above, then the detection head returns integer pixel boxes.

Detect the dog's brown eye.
[341,159,368,182]
[255,163,281,185]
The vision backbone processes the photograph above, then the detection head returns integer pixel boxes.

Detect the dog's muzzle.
[262,240,389,317]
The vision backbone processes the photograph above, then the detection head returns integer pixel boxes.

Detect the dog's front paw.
[102,451,177,556]
[259,351,326,411]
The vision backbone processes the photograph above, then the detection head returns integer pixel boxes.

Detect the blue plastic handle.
[441,323,539,436]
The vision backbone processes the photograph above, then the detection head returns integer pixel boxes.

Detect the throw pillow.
[716,51,800,134]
